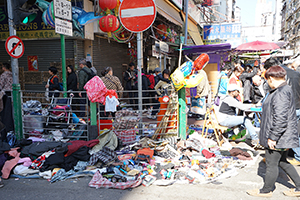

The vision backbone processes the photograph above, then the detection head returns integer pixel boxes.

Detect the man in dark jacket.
[264,57,300,165]
[78,58,92,117]
[124,63,137,109]
[247,65,300,197]
[239,64,259,103]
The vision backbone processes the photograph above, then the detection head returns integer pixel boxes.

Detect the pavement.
[1,117,299,199]
[1,148,300,200]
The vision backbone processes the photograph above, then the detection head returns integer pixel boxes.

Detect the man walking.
[78,58,92,117]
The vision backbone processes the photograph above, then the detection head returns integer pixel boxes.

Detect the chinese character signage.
[203,23,241,40]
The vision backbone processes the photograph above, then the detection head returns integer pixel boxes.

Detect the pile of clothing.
[0,131,258,189]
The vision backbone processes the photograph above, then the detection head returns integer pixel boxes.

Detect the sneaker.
[283,188,300,197]
[246,189,272,197]
[0,179,4,188]
[287,158,300,166]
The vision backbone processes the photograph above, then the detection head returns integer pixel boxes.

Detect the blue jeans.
[219,116,258,140]
[292,109,300,161]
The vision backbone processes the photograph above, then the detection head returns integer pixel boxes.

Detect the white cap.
[227,84,240,92]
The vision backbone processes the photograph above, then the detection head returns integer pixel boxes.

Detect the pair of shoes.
[246,189,272,197]
[0,179,4,188]
[287,158,300,166]
[283,188,300,197]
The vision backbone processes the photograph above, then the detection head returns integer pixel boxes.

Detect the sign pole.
[137,32,143,134]
[60,34,67,97]
[178,0,188,140]
[7,0,23,139]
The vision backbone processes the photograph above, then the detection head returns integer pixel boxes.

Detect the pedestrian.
[247,65,300,197]
[78,58,92,118]
[148,69,171,119]
[239,62,259,103]
[218,84,259,146]
[45,66,60,98]
[86,61,97,75]
[263,58,300,166]
[228,65,244,102]
[145,70,155,114]
[124,62,137,109]
[67,65,78,92]
[0,63,12,112]
[100,66,124,119]
[140,69,151,110]
[216,63,231,98]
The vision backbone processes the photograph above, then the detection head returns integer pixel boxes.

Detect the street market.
[1,0,300,199]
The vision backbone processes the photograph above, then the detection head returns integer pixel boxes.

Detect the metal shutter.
[92,36,131,81]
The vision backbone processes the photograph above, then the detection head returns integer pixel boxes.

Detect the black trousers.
[261,149,300,193]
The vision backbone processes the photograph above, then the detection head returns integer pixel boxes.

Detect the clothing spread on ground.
[0,131,259,189]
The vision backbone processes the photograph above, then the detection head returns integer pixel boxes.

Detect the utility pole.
[7,0,23,139]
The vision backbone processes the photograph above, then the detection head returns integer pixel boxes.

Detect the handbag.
[214,74,223,106]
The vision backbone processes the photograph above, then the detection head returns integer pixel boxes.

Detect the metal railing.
[19,88,179,145]
[96,88,179,145]
[21,90,90,141]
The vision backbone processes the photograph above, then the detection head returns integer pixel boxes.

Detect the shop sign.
[203,23,241,40]
[0,6,60,40]
[152,45,159,58]
[159,41,169,53]
[171,0,183,9]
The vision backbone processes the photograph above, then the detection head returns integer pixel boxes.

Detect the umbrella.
[236,40,280,51]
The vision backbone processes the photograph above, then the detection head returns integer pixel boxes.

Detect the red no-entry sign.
[5,35,24,59]
[119,0,156,33]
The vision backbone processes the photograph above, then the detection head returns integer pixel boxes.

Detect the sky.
[235,0,276,27]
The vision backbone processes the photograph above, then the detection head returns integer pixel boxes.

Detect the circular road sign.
[5,35,25,59]
[119,0,156,33]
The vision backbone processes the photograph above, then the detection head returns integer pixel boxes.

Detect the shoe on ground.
[0,179,4,188]
[287,158,300,166]
[246,189,272,197]
[283,188,300,197]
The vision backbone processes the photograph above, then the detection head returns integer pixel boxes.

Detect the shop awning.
[188,20,203,45]
[183,43,231,55]
[156,0,183,26]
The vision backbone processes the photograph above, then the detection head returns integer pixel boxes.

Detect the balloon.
[193,53,210,71]
[184,71,204,88]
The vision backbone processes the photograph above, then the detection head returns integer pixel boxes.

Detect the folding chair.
[201,105,228,146]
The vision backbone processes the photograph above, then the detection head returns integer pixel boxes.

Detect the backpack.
[145,74,155,89]
[50,75,63,91]
[82,68,96,81]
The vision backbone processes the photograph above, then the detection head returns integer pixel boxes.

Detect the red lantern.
[99,0,117,14]
[99,15,120,37]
